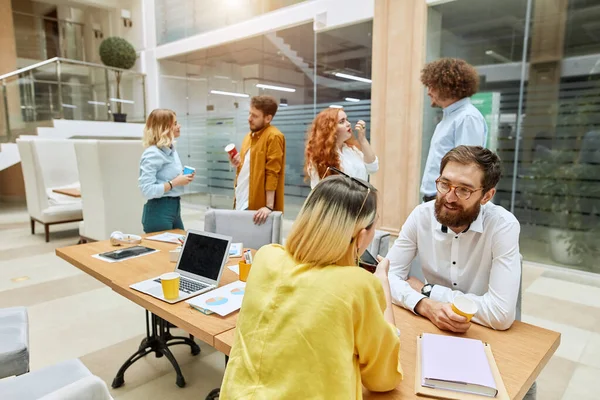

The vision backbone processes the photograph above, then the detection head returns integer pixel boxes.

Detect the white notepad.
[421,333,498,397]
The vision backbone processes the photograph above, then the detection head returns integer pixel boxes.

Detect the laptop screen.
[177,232,229,281]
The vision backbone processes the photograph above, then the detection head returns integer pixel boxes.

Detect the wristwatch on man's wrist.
[421,283,434,297]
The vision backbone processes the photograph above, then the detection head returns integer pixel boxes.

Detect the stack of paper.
[186,281,246,316]
[229,243,243,257]
[421,333,498,397]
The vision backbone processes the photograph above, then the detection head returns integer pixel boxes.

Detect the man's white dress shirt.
[386,201,521,330]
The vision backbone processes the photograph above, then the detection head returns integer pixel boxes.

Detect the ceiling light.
[61,103,77,109]
[485,50,512,63]
[256,83,296,93]
[334,72,372,83]
[345,97,360,102]
[329,105,343,109]
[87,101,106,106]
[210,90,249,98]
[110,97,134,104]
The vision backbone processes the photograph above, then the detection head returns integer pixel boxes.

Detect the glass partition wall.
[426,0,600,273]
[159,21,374,219]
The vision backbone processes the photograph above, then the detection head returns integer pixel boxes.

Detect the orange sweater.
[234,125,286,212]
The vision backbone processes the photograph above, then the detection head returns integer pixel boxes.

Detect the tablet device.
[100,246,155,260]
[359,249,378,273]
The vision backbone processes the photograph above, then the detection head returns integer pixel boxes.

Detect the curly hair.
[304,108,360,181]
[143,109,176,148]
[420,58,480,100]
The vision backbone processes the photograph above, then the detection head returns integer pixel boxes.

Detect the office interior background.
[3,0,596,272]
[0,0,599,398]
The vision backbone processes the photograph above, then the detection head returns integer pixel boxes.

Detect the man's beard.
[434,196,481,229]
[250,121,265,133]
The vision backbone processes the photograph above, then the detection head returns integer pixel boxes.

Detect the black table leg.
[112,311,201,389]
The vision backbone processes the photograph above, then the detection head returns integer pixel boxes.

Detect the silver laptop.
[130,230,232,304]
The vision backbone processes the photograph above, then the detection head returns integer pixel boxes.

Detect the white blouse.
[308,144,379,189]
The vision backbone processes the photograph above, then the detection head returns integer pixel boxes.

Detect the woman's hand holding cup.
[172,173,194,187]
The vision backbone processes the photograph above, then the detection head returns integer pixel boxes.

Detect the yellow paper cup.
[451,296,478,322]
[239,261,251,282]
[160,272,180,300]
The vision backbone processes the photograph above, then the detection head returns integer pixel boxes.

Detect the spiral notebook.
[415,334,508,400]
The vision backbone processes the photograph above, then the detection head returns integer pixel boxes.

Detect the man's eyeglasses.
[435,178,483,200]
[322,166,377,226]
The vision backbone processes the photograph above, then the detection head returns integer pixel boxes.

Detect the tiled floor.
[0,201,599,399]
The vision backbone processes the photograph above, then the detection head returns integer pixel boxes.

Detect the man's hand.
[416,299,471,333]
[253,207,272,225]
[230,153,241,168]
[406,276,424,293]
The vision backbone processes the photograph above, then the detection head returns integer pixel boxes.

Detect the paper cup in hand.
[225,143,238,158]
[160,272,180,300]
[451,296,477,322]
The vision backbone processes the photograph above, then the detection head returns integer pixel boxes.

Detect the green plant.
[524,149,600,265]
[99,37,137,114]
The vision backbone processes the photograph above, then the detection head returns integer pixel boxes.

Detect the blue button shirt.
[138,145,184,200]
[420,98,488,197]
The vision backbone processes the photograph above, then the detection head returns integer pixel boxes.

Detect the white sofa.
[74,140,145,242]
[0,359,113,400]
[16,138,83,242]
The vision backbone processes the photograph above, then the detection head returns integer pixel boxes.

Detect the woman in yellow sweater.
[220,173,403,399]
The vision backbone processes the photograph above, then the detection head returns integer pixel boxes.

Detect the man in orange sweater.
[229,95,286,225]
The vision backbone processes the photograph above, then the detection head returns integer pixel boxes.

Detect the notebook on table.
[130,230,232,304]
[415,333,509,400]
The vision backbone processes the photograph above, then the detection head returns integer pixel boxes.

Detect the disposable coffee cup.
[160,272,180,300]
[225,143,238,158]
[451,296,478,322]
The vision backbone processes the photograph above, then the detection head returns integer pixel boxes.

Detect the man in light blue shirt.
[420,58,488,202]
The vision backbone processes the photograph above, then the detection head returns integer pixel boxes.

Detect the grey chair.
[367,230,391,257]
[204,209,283,249]
[0,307,29,379]
[0,358,113,400]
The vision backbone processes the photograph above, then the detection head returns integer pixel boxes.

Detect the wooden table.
[56,231,242,347]
[52,188,81,197]
[214,306,560,400]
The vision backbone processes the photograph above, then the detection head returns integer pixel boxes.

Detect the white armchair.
[0,359,113,400]
[16,138,83,242]
[74,140,145,242]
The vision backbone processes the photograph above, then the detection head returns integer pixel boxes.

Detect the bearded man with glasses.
[386,145,521,333]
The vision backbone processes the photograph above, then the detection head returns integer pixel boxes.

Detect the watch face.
[422,284,432,295]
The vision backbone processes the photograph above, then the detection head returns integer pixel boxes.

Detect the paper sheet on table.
[228,265,240,275]
[145,232,185,244]
[186,281,246,316]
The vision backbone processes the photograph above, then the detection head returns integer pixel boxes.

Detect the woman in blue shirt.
[138,109,194,233]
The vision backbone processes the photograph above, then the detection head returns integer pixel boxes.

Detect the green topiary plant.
[99,37,137,118]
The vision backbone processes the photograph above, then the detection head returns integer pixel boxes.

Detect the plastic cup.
[239,260,251,282]
[225,143,238,158]
[160,272,180,300]
[451,296,478,322]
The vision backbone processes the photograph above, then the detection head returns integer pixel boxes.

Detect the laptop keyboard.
[153,277,208,294]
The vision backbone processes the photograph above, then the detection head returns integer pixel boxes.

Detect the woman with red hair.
[305,108,378,188]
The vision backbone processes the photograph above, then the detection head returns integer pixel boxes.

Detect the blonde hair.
[285,175,377,267]
[143,109,176,148]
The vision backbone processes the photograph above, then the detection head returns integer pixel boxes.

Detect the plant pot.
[548,228,583,266]
[112,113,127,123]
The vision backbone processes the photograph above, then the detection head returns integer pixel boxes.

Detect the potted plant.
[524,149,600,267]
[99,37,137,122]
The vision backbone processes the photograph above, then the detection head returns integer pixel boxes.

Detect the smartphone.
[359,249,378,273]
[183,166,195,175]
